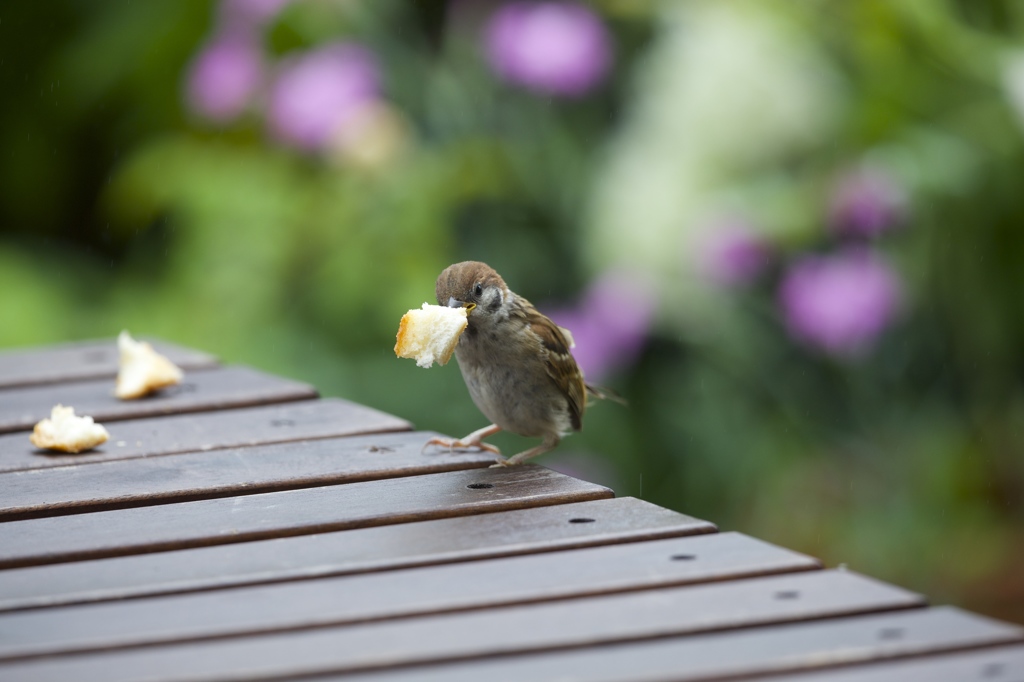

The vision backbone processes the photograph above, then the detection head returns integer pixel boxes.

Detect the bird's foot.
[425,436,502,455]
[424,424,503,456]
[488,438,559,467]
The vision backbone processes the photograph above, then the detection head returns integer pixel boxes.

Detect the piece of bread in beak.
[394,303,469,368]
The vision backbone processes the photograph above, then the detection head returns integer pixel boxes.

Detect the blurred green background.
[2,0,1022,623]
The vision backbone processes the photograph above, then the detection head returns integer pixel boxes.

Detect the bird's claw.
[423,437,502,456]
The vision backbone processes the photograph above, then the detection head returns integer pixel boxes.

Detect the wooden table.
[0,337,1020,681]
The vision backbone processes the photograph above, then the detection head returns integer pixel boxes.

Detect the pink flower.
[267,43,380,151]
[828,167,908,238]
[778,249,901,357]
[546,270,655,383]
[485,2,612,97]
[185,36,264,123]
[694,217,772,287]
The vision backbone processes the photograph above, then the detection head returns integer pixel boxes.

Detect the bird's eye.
[473,283,483,298]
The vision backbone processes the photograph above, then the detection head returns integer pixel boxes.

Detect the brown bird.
[426,261,616,466]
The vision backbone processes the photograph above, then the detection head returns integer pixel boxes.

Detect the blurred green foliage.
[1,0,1022,624]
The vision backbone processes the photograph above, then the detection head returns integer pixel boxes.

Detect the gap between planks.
[0,532,821,661]
[0,570,933,679]
[0,465,613,569]
[0,497,714,613]
[0,365,318,434]
[0,431,499,521]
[0,398,413,474]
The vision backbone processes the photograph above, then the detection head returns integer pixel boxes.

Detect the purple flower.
[267,43,380,152]
[185,36,264,123]
[828,167,908,238]
[694,217,772,287]
[546,270,655,383]
[485,2,612,97]
[778,249,901,357]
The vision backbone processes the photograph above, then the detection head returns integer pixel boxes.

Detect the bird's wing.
[525,308,587,431]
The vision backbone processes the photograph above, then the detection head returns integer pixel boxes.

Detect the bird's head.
[435,261,510,328]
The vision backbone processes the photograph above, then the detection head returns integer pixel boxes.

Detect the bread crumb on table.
[30,404,110,454]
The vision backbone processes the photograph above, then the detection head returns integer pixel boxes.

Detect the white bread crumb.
[394,303,469,368]
[30,404,110,453]
[115,330,184,399]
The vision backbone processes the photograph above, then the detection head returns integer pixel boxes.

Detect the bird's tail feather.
[585,383,628,406]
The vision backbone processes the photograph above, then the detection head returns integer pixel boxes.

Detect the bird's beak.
[447,297,476,312]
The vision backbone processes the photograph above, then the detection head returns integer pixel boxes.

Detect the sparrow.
[426,260,615,466]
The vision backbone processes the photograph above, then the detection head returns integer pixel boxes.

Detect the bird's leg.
[490,435,560,468]
[424,424,503,455]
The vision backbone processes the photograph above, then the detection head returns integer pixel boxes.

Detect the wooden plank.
[0,431,499,520]
[0,398,412,474]
[0,497,712,612]
[0,465,611,569]
[0,572,930,680]
[0,365,317,434]
[0,337,218,389]
[0,533,820,660]
[329,608,1024,682]
[777,644,1024,681]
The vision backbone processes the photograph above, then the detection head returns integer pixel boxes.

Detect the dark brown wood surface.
[0,337,219,389]
[0,465,611,568]
[0,572,931,680]
[0,533,819,660]
[328,608,1024,682]
[0,431,500,520]
[0,398,412,473]
[0,497,713,612]
[0,365,317,434]
[1,338,1019,682]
